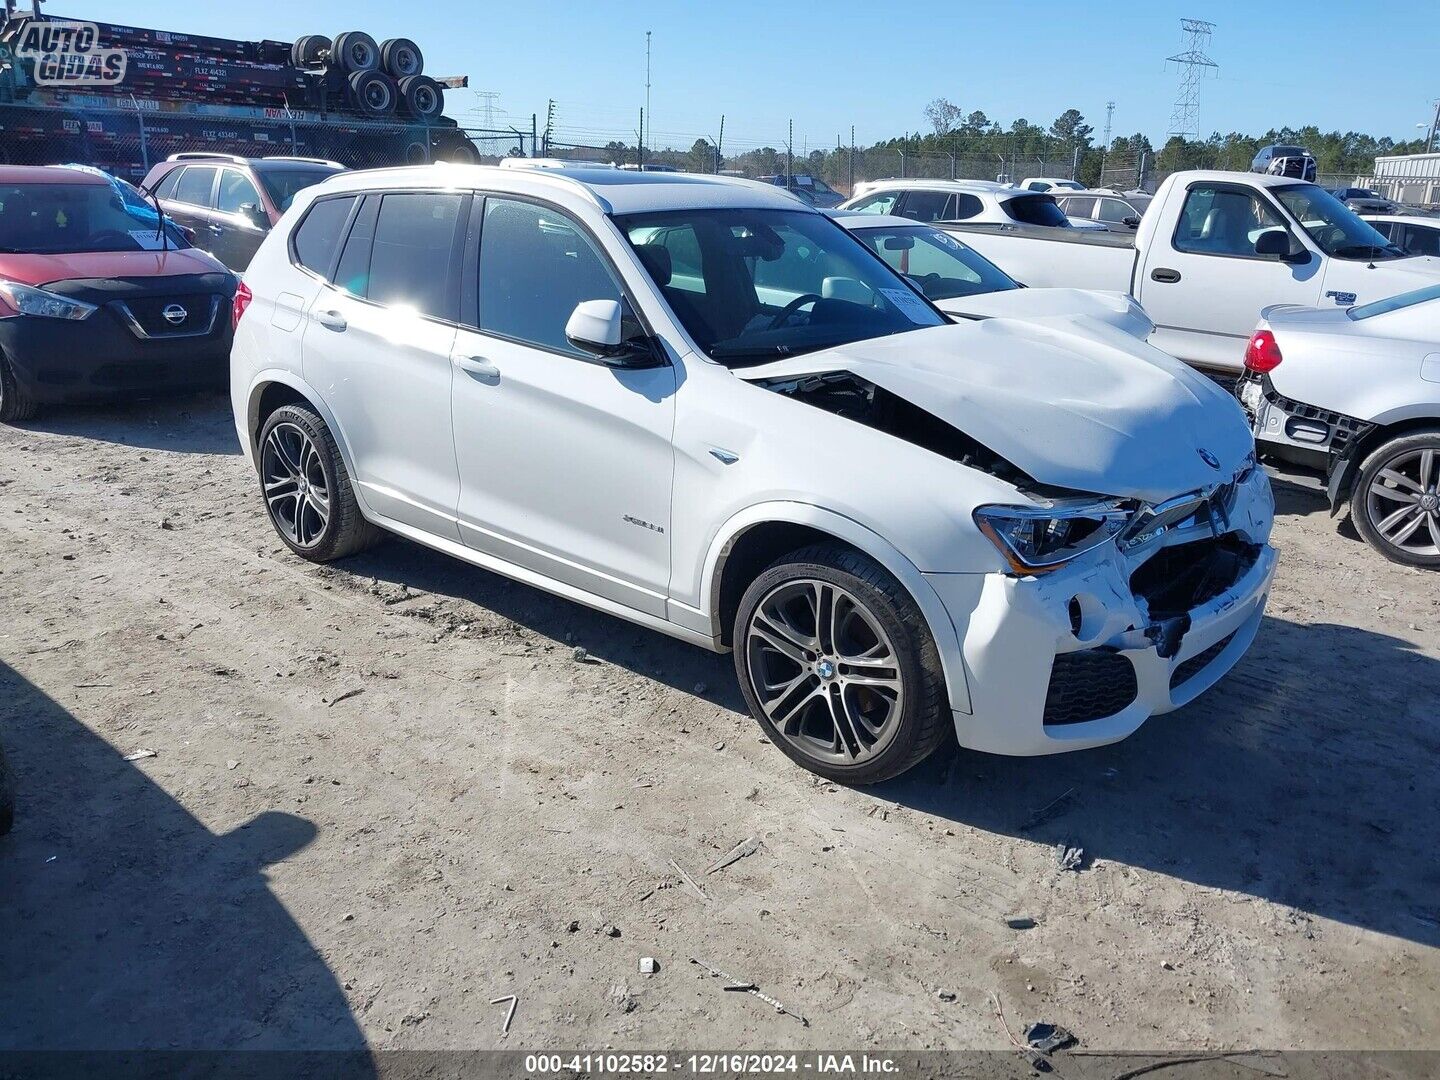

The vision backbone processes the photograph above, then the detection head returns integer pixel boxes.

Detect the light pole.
[644,31,652,158]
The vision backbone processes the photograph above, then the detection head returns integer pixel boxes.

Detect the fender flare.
[701,501,972,715]
[243,370,367,507]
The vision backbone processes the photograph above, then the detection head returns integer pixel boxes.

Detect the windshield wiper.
[1334,243,1402,259]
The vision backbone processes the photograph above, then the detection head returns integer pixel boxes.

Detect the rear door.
[1137,180,1324,369]
[301,190,468,539]
[211,168,270,272]
[161,166,221,259]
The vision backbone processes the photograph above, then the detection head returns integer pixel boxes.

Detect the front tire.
[1350,430,1440,569]
[733,544,951,785]
[257,405,381,562]
[0,351,38,423]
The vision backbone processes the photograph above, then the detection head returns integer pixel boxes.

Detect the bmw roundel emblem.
[1197,448,1221,469]
[162,303,188,325]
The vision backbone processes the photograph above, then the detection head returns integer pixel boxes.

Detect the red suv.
[0,166,236,422]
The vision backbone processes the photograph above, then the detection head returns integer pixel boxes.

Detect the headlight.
[974,500,1129,574]
[0,279,97,321]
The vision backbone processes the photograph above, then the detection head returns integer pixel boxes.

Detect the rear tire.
[733,543,952,785]
[257,405,381,563]
[0,351,38,423]
[1350,429,1440,569]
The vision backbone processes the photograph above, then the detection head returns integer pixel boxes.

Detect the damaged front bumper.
[925,466,1277,756]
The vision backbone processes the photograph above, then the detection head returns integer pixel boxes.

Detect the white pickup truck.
[946,170,1440,372]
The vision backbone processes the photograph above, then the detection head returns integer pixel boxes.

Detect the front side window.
[1403,225,1440,258]
[365,192,464,320]
[1097,198,1134,224]
[0,182,191,254]
[847,192,899,215]
[173,166,217,208]
[619,207,945,364]
[217,169,263,216]
[1271,184,1403,260]
[1173,185,1287,257]
[292,195,357,276]
[854,225,1018,301]
[478,197,626,357]
[1003,194,1069,227]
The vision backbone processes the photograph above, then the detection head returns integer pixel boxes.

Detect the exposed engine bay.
[757,370,1039,490]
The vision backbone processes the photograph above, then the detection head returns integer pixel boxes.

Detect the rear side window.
[478,197,626,358]
[1003,194,1069,227]
[292,195,357,277]
[898,190,952,223]
[1403,226,1440,258]
[173,166,217,207]
[1062,196,1096,218]
[366,192,464,320]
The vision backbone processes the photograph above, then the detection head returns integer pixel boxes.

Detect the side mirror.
[239,203,268,228]
[1254,230,1304,262]
[565,299,657,366]
[1123,216,1141,229]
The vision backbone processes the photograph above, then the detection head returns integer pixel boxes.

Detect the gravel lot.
[1,391,1438,1060]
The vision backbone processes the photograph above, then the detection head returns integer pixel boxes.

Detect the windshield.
[1273,184,1405,260]
[254,166,340,212]
[0,182,189,254]
[1348,283,1440,320]
[619,208,946,364]
[852,224,1018,301]
[1003,194,1070,227]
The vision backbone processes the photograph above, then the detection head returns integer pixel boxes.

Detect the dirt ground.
[1,391,1437,1059]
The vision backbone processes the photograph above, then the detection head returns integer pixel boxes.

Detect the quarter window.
[292,195,357,277]
[477,197,627,358]
[172,166,217,208]
[1173,185,1285,257]
[366,192,464,320]
[950,193,983,220]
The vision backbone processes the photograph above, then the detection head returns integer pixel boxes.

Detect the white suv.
[231,164,1278,783]
[840,179,1080,230]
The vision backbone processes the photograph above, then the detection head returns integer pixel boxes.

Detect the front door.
[211,168,270,273]
[300,191,468,539]
[450,196,676,617]
[1139,180,1323,369]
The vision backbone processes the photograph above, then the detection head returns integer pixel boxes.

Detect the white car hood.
[738,320,1253,504]
[938,288,1152,339]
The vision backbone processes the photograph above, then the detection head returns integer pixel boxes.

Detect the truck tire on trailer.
[332,30,380,73]
[380,38,424,79]
[398,75,443,121]
[403,140,430,164]
[291,34,331,69]
[437,138,480,164]
[348,70,397,117]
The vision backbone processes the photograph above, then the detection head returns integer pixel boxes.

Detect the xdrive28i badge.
[1197,448,1221,469]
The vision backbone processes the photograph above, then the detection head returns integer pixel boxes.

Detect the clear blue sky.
[95,0,1440,151]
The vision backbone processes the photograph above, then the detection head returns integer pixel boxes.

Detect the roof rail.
[262,155,347,168]
[165,152,250,164]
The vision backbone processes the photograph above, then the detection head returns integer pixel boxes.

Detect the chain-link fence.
[0,101,527,183]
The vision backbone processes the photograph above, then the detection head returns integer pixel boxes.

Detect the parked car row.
[2,157,1435,791]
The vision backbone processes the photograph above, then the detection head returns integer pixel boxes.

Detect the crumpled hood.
[938,288,1153,340]
[738,320,1254,504]
[0,248,227,288]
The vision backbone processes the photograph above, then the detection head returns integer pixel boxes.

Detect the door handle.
[453,354,500,379]
[314,309,347,332]
[1150,267,1181,284]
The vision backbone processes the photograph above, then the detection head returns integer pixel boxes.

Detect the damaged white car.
[232,165,1278,784]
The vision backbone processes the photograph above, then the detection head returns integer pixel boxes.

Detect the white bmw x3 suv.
[231,164,1278,784]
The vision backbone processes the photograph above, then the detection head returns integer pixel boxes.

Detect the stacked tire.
[289,29,443,121]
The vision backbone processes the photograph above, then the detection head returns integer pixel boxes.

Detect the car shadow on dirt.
[0,661,372,1068]
[10,391,241,456]
[879,614,1440,950]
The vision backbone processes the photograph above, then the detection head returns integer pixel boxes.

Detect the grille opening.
[1130,535,1261,620]
[1043,650,1138,727]
[1171,631,1238,691]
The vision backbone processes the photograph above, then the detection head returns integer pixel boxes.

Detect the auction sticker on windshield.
[879,288,935,321]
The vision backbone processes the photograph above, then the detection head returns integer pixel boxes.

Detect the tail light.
[1244,329,1282,373]
[232,280,252,331]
